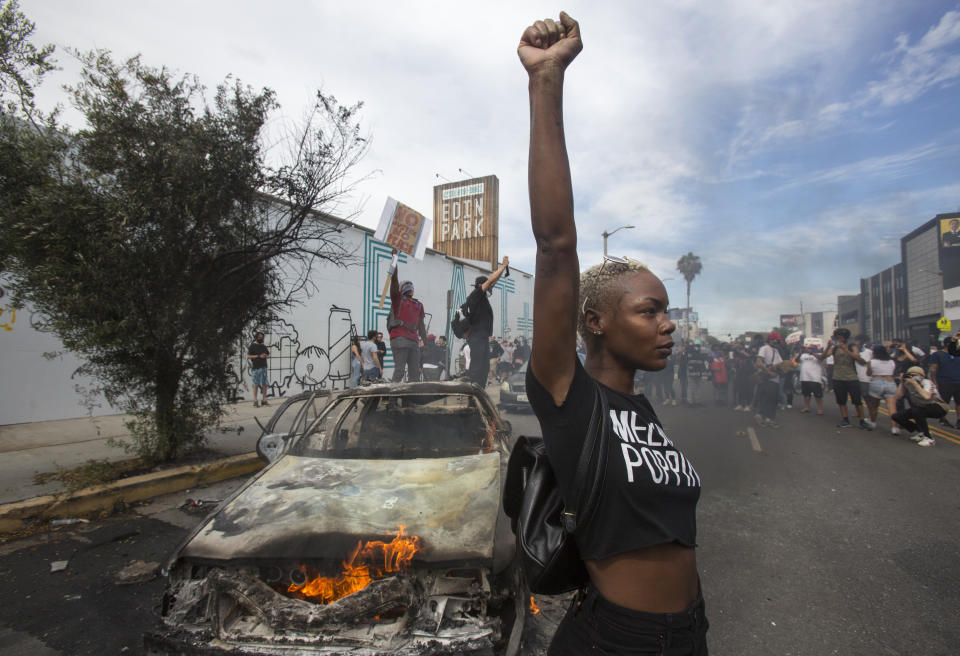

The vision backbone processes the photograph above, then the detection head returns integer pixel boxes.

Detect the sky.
[22,0,960,338]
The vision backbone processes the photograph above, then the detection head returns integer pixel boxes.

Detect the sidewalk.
[0,400,277,506]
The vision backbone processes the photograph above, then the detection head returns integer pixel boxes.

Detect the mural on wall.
[494,275,515,338]
[362,233,409,370]
[517,301,533,338]
[243,307,362,399]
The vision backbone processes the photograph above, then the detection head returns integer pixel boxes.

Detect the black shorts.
[800,381,823,399]
[939,381,960,406]
[833,379,861,406]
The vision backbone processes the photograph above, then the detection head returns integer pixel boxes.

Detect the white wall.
[0,223,534,425]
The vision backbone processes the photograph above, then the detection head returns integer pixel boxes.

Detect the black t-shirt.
[526,357,701,560]
[464,287,493,338]
[248,342,268,369]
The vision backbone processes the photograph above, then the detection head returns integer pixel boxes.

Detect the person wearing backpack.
[518,13,706,655]
[388,258,428,383]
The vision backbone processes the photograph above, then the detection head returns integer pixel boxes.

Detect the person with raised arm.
[519,12,708,655]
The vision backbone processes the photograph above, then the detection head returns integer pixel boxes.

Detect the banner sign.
[375,197,431,259]
[939,214,960,290]
[780,314,802,328]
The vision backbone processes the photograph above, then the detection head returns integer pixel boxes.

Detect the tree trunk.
[154,364,182,463]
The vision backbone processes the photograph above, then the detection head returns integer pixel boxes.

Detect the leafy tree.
[1,45,369,462]
[676,251,702,340]
[0,0,54,118]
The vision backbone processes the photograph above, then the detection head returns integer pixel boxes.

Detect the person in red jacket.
[388,259,428,382]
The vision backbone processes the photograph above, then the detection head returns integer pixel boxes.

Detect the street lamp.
[602,225,634,256]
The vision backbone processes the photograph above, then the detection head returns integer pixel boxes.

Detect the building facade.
[902,212,960,347]
[1,215,535,425]
[859,263,906,344]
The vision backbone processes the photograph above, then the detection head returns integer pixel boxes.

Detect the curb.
[0,453,264,535]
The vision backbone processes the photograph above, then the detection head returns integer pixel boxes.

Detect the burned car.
[146,382,527,656]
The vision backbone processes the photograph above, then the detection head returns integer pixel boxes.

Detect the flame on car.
[529,595,540,615]
[287,525,422,604]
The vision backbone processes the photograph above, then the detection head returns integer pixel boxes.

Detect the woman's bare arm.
[519,12,583,404]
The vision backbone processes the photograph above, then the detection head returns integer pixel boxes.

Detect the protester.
[755,333,783,427]
[732,345,755,411]
[496,338,514,382]
[488,334,504,383]
[462,257,510,387]
[360,329,382,381]
[890,338,918,418]
[854,335,873,411]
[928,332,960,429]
[460,341,471,375]
[436,335,450,379]
[247,331,270,407]
[892,366,946,446]
[375,331,388,372]
[823,328,867,429]
[388,255,428,383]
[677,344,690,405]
[349,335,362,388]
[710,354,728,406]
[865,344,898,433]
[797,344,825,415]
[420,334,444,381]
[519,14,707,654]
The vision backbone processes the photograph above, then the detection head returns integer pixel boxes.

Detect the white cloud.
[733,8,960,156]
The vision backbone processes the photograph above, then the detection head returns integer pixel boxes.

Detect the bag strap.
[562,383,608,534]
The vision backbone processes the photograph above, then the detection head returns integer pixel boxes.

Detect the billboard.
[433,175,500,269]
[939,214,960,290]
[780,314,802,328]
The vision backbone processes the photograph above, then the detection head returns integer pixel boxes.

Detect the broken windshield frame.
[290,392,498,460]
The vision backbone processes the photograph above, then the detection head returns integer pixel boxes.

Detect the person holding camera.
[823,328,868,428]
[927,332,960,429]
[892,366,947,446]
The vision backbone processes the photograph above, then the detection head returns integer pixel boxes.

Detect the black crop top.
[526,357,701,560]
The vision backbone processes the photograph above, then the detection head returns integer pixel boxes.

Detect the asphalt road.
[1,391,958,655]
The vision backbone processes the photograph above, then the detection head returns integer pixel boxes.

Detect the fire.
[287,525,422,604]
[529,595,540,615]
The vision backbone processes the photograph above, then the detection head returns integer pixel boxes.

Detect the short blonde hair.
[578,259,650,340]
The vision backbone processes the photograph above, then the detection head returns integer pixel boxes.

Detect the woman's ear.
[584,307,604,336]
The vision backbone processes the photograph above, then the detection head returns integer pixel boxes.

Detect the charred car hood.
[182,453,502,564]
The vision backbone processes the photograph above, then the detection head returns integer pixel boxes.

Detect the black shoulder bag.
[503,385,609,595]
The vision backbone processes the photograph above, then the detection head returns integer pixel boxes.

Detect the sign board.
[433,175,499,269]
[375,198,431,259]
[780,314,802,328]
[804,337,823,348]
[938,213,960,290]
[785,330,803,345]
[936,316,952,332]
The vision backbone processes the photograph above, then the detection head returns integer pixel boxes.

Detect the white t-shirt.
[856,347,873,383]
[361,341,380,370]
[798,353,823,383]
[758,344,783,382]
[868,358,896,377]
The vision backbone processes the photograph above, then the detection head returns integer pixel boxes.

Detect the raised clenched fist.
[518,11,582,75]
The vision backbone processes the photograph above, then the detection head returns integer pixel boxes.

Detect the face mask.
[257,338,264,344]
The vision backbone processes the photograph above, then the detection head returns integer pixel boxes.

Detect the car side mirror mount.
[256,433,286,464]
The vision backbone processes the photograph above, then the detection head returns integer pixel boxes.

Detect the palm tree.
[676,252,703,341]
